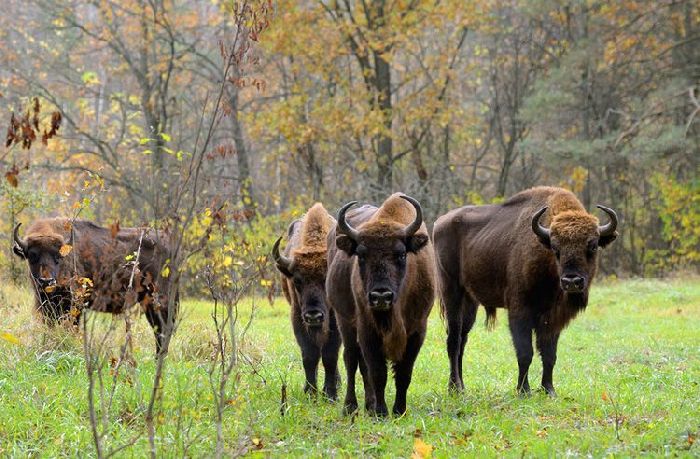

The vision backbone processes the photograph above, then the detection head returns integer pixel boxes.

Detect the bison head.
[532,205,618,295]
[336,195,428,311]
[272,238,329,327]
[13,223,73,290]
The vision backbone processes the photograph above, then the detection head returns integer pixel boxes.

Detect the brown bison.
[327,193,435,416]
[272,203,341,399]
[13,218,177,354]
[433,186,618,395]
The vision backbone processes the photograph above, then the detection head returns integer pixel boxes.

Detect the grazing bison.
[272,203,341,400]
[13,218,177,354]
[433,186,618,395]
[327,193,435,416]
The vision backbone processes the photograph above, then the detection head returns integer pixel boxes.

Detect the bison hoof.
[369,403,388,418]
[343,401,358,416]
[448,380,464,393]
[392,405,407,417]
[517,386,532,397]
[542,385,557,397]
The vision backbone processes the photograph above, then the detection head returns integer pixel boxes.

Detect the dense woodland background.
[1,0,698,292]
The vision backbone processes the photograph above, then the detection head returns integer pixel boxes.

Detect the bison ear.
[599,231,617,248]
[13,244,26,259]
[406,233,429,253]
[336,234,357,256]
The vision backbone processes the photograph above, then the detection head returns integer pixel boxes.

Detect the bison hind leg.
[444,289,477,392]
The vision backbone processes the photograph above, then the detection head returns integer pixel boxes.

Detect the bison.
[13,218,177,354]
[327,193,435,416]
[272,203,341,400]
[433,186,618,395]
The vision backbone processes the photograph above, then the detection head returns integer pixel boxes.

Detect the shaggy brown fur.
[274,203,341,399]
[327,193,436,417]
[433,186,618,395]
[14,218,176,354]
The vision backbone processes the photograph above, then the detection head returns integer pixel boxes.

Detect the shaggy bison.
[272,203,341,399]
[433,186,618,395]
[327,193,435,416]
[13,218,177,354]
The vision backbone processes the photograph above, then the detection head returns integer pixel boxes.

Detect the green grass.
[1,278,699,457]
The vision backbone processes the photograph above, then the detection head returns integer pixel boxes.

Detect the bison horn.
[13,223,27,252]
[272,237,292,270]
[337,201,360,241]
[531,206,551,244]
[596,205,618,237]
[400,195,423,237]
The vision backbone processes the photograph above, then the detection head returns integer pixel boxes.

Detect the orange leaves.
[412,437,433,459]
[4,98,61,150]
[5,165,19,188]
[59,244,73,257]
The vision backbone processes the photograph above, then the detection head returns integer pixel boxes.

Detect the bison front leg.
[301,346,321,395]
[292,315,320,395]
[360,331,388,417]
[536,330,560,397]
[337,320,362,415]
[508,311,534,395]
[321,315,342,401]
[392,331,425,416]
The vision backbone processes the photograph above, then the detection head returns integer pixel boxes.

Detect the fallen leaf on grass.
[1,332,20,345]
[412,438,433,459]
[251,437,264,450]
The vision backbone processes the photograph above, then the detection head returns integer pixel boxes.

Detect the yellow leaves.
[44,285,56,293]
[412,438,433,459]
[251,437,264,450]
[59,244,72,257]
[79,277,93,287]
[81,71,100,86]
[260,279,272,287]
[161,265,171,279]
[1,332,21,345]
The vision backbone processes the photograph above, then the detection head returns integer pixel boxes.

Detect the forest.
[0,0,698,457]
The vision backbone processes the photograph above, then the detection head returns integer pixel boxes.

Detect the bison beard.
[13,218,177,355]
[272,203,341,400]
[433,186,618,395]
[326,193,435,417]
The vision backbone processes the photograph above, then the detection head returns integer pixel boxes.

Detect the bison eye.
[396,252,406,263]
[28,252,40,263]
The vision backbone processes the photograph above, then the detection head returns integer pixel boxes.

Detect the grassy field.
[1,278,699,457]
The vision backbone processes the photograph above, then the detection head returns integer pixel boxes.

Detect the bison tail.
[484,306,497,331]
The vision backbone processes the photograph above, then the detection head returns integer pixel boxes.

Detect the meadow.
[1,277,698,457]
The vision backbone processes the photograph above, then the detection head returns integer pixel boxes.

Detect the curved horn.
[13,223,27,252]
[337,201,360,241]
[399,195,423,237]
[531,206,551,243]
[596,205,618,237]
[271,236,292,270]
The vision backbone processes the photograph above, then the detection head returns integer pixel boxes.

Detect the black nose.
[38,277,56,287]
[303,310,325,325]
[369,289,394,309]
[560,275,584,292]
